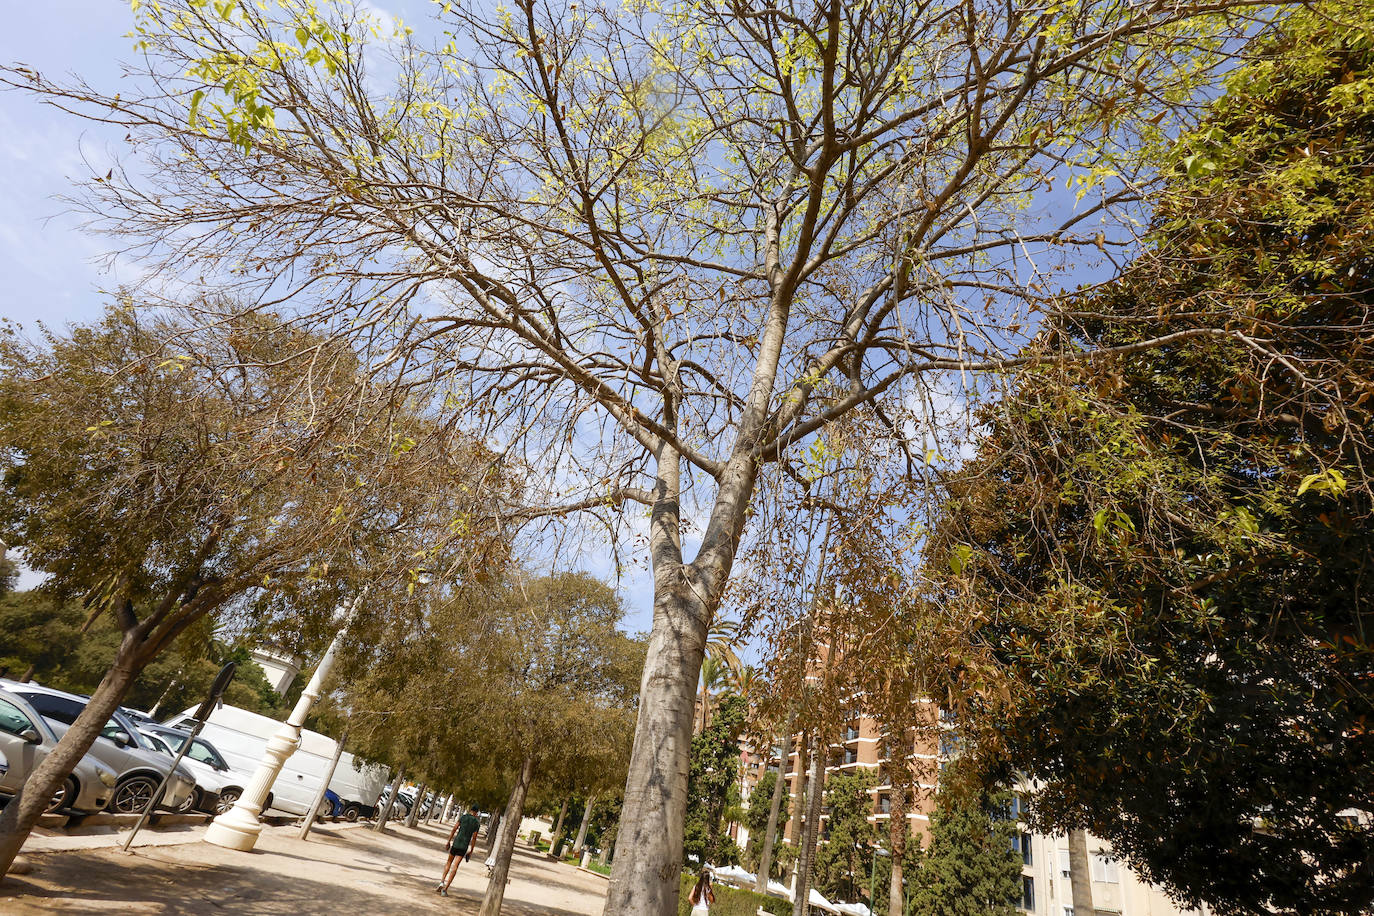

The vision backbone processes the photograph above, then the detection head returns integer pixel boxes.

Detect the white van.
[166,704,389,819]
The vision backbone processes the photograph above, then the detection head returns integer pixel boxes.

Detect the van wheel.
[343,803,361,822]
[111,775,160,814]
[215,788,241,814]
[45,777,77,814]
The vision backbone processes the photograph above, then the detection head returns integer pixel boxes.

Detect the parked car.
[0,687,117,814]
[137,723,242,815]
[165,704,388,820]
[1,680,197,814]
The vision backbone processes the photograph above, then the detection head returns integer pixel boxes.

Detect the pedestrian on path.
[437,806,482,896]
[689,868,715,915]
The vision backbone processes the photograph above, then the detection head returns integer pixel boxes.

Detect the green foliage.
[0,589,288,717]
[677,873,791,916]
[741,770,790,878]
[907,782,1021,916]
[931,5,1374,913]
[812,769,881,907]
[684,693,747,867]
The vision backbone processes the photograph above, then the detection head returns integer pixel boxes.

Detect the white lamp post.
[204,594,361,851]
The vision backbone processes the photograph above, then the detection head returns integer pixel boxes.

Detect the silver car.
[0,687,117,814]
[2,681,196,814]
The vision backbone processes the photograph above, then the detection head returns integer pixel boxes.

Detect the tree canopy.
[929,4,1374,912]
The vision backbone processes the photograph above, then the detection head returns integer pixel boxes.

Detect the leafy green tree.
[909,783,1021,916]
[684,693,747,869]
[0,306,505,873]
[813,770,881,907]
[5,0,1285,906]
[929,4,1374,913]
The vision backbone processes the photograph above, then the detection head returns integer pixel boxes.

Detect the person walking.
[689,868,715,915]
[437,805,482,896]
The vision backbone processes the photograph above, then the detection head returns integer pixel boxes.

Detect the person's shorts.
[450,842,470,856]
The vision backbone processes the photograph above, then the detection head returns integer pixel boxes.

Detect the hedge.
[678,873,792,916]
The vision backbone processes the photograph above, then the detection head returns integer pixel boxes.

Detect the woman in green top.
[437,806,483,896]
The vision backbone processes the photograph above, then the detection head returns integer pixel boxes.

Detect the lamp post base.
[204,807,266,851]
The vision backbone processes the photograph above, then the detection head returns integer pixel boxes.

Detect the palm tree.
[698,654,733,733]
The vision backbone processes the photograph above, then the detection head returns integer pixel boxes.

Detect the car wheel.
[45,777,77,814]
[343,803,361,822]
[111,775,160,814]
[177,788,200,813]
[215,788,241,814]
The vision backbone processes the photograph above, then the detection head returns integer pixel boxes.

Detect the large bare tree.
[8,0,1276,908]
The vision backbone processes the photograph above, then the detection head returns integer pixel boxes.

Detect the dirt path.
[1,821,609,915]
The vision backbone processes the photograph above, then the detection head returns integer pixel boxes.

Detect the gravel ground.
[0,820,609,915]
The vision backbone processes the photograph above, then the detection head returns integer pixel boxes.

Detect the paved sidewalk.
[1,821,609,915]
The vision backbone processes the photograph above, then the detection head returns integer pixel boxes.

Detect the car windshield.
[154,730,227,769]
[143,733,174,756]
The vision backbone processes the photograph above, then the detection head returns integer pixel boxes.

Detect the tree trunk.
[755,734,790,893]
[603,577,709,916]
[18,664,35,684]
[598,840,611,867]
[887,782,908,916]
[480,755,535,916]
[551,796,570,851]
[0,644,141,876]
[1068,829,1097,916]
[405,781,428,828]
[374,767,406,832]
[573,791,597,854]
[299,727,348,841]
[792,733,827,916]
[700,678,710,735]
[486,810,502,850]
[787,729,811,855]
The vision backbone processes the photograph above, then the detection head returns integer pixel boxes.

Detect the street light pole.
[205,593,362,851]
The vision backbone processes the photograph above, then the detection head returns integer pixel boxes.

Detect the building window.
[1059,848,1071,879]
[1090,854,1120,884]
[1020,877,1035,911]
[845,726,860,741]
[878,794,892,814]
[1063,908,1075,916]
[1010,831,1033,866]
[843,749,858,765]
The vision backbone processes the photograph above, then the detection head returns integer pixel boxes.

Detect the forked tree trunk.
[792,733,827,916]
[887,782,908,916]
[755,734,790,893]
[573,792,597,854]
[479,755,536,916]
[603,577,709,915]
[374,767,406,832]
[1068,829,1097,916]
[405,781,428,828]
[0,642,141,876]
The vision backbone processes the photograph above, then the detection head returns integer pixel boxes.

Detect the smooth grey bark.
[787,729,811,855]
[0,642,140,876]
[573,791,597,854]
[479,755,535,916]
[887,781,908,916]
[405,780,428,828]
[550,796,570,851]
[791,733,827,916]
[1068,829,1098,916]
[374,766,406,832]
[300,727,348,841]
[755,735,790,893]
